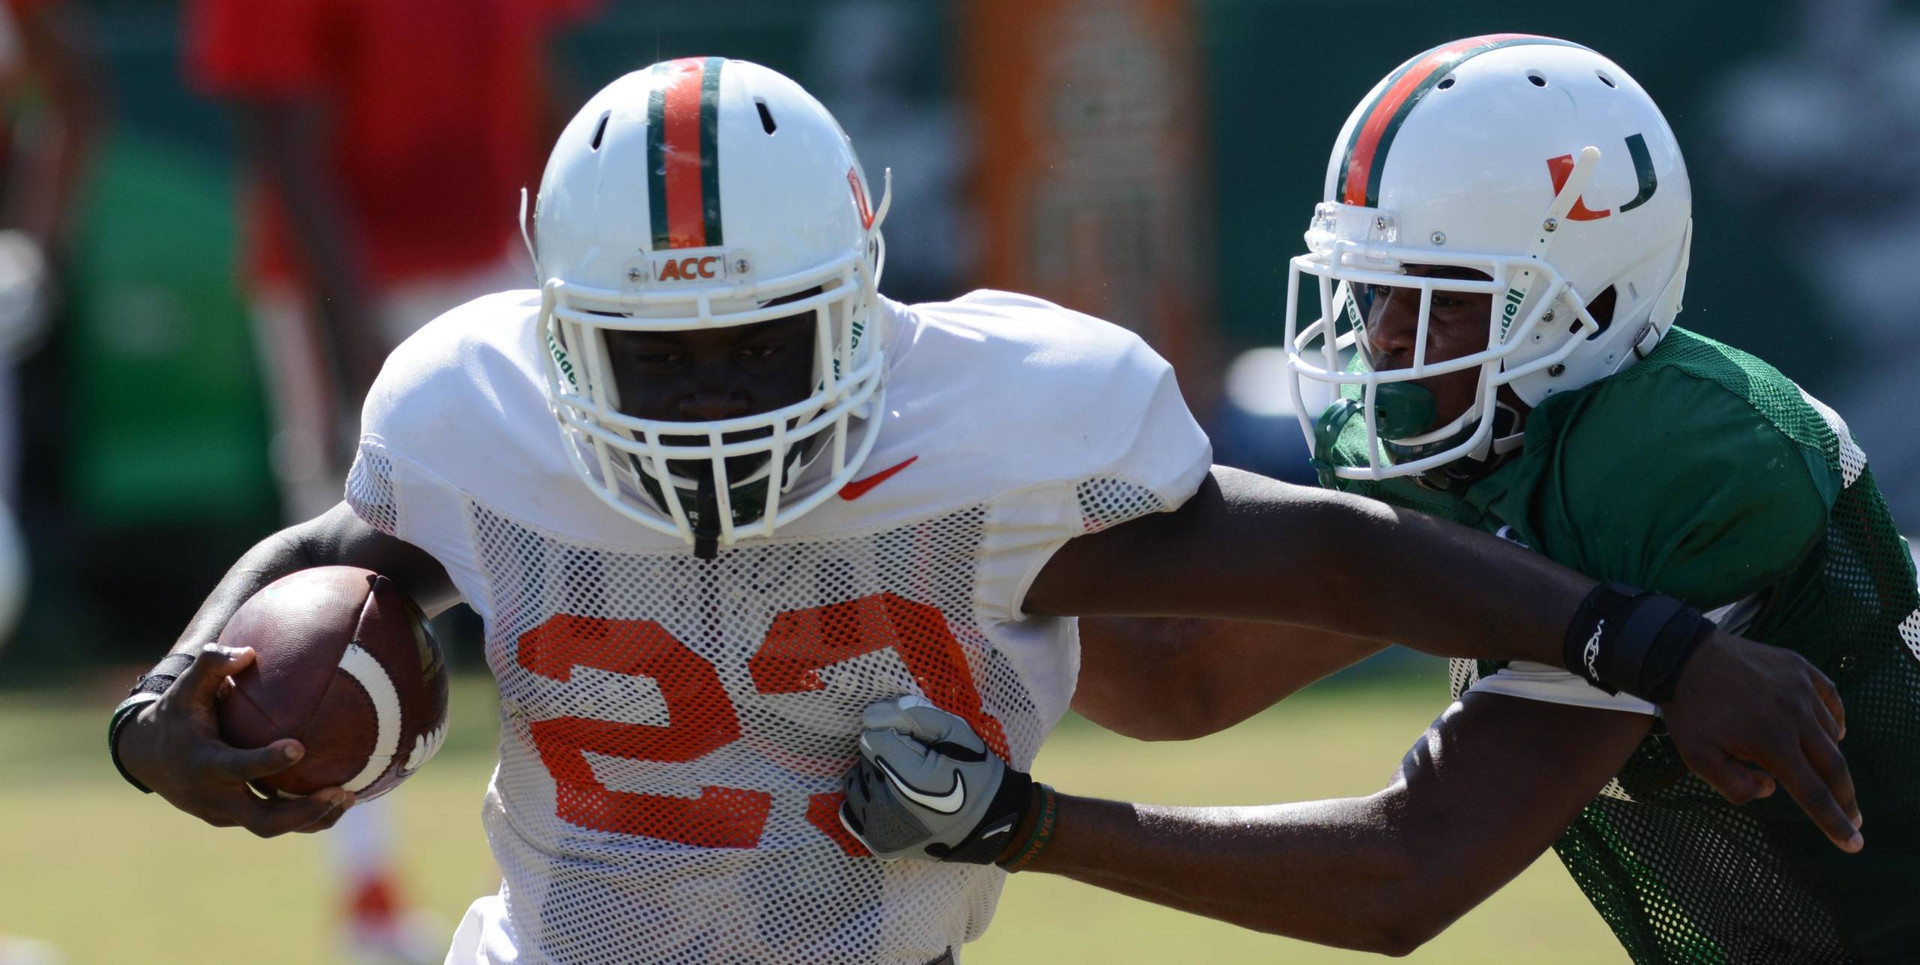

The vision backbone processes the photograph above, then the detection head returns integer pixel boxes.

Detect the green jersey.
[1327,327,1920,964]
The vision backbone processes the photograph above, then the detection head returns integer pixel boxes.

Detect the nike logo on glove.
[874,756,966,814]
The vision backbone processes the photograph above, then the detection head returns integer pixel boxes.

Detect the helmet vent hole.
[589,111,611,152]
[1596,70,1617,88]
[1526,71,1548,88]
[755,98,778,134]
[1436,74,1456,90]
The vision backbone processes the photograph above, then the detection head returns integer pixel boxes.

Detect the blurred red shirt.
[185,0,595,289]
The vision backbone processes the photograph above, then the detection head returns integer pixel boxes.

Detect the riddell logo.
[547,329,579,388]
[1498,286,1526,341]
[650,254,728,283]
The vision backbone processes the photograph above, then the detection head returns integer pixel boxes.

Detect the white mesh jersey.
[345,288,1211,964]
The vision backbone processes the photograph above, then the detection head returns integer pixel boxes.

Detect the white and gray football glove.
[839,696,1033,864]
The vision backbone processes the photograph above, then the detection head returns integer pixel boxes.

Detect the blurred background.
[1,0,1915,962]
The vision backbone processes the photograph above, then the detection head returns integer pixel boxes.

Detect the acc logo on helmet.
[644,248,738,284]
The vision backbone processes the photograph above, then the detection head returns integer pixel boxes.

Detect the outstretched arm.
[1023,695,1650,954]
[843,695,1645,955]
[1027,465,1859,849]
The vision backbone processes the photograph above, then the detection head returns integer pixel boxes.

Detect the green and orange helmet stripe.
[1336,34,1587,208]
[646,56,726,251]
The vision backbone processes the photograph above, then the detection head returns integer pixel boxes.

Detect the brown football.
[215,566,449,802]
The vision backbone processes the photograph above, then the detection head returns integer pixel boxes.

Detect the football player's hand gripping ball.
[115,645,354,837]
[840,696,1034,863]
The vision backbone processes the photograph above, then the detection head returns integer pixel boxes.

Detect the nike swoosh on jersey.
[838,456,918,501]
[874,755,966,814]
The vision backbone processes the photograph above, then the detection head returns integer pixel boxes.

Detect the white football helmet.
[1284,35,1692,482]
[529,58,891,555]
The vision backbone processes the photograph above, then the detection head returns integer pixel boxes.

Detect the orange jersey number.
[516,593,1007,852]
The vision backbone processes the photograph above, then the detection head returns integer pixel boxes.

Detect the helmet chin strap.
[1391,399,1525,491]
[631,441,812,555]
[692,471,721,560]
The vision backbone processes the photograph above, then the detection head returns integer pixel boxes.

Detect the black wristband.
[1635,604,1714,703]
[129,652,196,697]
[108,694,161,793]
[106,651,200,794]
[1564,584,1714,703]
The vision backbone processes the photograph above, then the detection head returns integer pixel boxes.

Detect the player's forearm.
[1074,617,1385,741]
[1279,489,1589,663]
[1032,466,1590,667]
[1025,793,1435,955]
[1024,700,1640,955]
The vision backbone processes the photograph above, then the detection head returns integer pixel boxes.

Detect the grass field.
[0,668,1624,963]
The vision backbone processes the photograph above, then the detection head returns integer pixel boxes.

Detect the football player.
[115,59,1855,963]
[841,36,1918,963]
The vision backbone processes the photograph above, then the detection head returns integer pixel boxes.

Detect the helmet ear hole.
[1583,285,1617,340]
[755,98,778,134]
[589,111,612,151]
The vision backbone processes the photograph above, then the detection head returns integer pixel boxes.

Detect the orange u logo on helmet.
[1545,132,1659,221]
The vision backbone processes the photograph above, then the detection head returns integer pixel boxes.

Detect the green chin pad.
[1309,399,1362,487]
[1308,383,1438,485]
